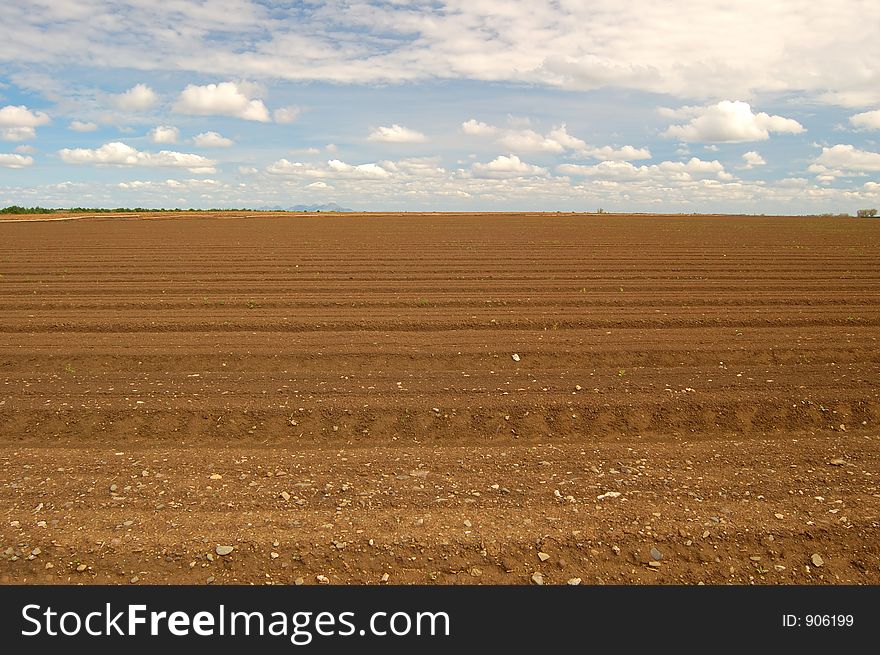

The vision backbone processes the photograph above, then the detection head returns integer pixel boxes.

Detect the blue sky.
[1,1,880,213]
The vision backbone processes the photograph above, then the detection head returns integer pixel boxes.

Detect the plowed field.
[1,212,879,584]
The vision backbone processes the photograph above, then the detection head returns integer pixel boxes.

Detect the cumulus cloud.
[148,125,180,144]
[662,101,804,143]
[112,84,158,111]
[558,157,730,182]
[174,82,271,122]
[810,144,880,177]
[273,105,301,124]
[368,124,427,143]
[192,131,234,147]
[464,120,650,161]
[498,129,565,153]
[267,158,392,179]
[1,127,36,141]
[0,153,33,168]
[58,142,216,173]
[0,104,50,141]
[741,151,766,168]
[69,120,98,132]
[850,109,880,130]
[0,105,51,128]
[14,144,36,154]
[461,119,499,136]
[585,144,652,161]
[471,154,547,178]
[380,157,447,178]
[117,178,223,190]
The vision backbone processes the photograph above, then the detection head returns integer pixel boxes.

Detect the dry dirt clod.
[566,578,582,585]
[316,574,330,584]
[511,353,520,362]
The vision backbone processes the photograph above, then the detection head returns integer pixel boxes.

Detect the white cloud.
[0,105,51,128]
[741,151,766,168]
[273,105,301,124]
[850,109,880,130]
[2,3,880,104]
[192,131,234,147]
[0,104,50,141]
[267,158,393,179]
[0,153,33,168]
[585,144,652,161]
[306,181,331,189]
[465,120,650,160]
[811,144,880,176]
[326,159,392,178]
[14,144,36,154]
[69,120,98,132]
[471,154,547,178]
[663,101,804,142]
[58,142,216,173]
[462,119,499,136]
[1,127,36,141]
[368,124,427,143]
[380,157,447,178]
[174,82,270,122]
[558,157,730,182]
[498,129,565,153]
[112,84,158,111]
[149,125,180,144]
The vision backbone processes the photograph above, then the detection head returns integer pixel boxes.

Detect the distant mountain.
[257,203,355,212]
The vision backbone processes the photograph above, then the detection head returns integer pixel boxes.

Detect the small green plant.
[63,362,76,375]
[417,298,430,306]
[617,369,626,377]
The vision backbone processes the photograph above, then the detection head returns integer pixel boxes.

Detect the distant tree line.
[857,208,878,217]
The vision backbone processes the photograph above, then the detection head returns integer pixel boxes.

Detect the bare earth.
[1,212,878,585]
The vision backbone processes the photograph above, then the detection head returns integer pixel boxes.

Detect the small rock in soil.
[531,572,544,585]
[538,551,550,562]
[215,545,234,556]
[650,547,663,561]
[811,553,824,567]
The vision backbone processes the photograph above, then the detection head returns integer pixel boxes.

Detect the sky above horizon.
[1,1,880,213]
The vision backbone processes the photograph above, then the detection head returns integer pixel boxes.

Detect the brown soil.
[1,212,878,585]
